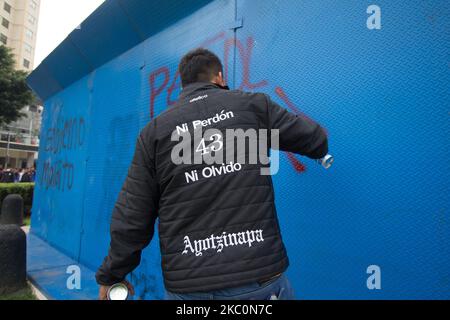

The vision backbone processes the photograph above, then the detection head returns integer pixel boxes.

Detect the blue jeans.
[165,273,295,300]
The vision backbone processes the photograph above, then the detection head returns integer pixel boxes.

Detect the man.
[0,169,15,183]
[96,48,328,300]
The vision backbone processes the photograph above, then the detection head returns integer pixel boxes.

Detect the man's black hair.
[178,48,223,87]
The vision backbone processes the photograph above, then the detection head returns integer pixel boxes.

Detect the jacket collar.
[179,82,229,101]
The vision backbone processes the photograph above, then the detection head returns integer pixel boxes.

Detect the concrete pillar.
[0,194,24,226]
[26,152,35,168]
[0,225,27,295]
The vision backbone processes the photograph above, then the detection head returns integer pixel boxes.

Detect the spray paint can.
[317,154,334,169]
[107,282,129,300]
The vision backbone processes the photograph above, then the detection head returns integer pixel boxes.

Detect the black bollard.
[0,225,27,295]
[0,194,24,226]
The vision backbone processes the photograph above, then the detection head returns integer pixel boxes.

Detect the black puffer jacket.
[96,82,328,293]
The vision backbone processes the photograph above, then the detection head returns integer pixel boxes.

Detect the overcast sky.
[34,0,105,68]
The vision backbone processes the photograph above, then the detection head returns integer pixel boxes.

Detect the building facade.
[0,0,40,71]
[0,105,42,169]
[0,0,41,169]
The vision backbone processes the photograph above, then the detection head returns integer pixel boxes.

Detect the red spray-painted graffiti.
[148,32,327,173]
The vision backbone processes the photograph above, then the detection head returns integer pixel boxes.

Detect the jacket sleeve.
[266,95,329,159]
[96,132,159,286]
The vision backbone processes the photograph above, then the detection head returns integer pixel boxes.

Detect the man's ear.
[217,72,226,86]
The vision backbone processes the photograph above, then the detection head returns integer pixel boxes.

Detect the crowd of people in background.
[0,167,36,183]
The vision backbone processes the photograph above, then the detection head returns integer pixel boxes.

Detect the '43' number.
[196,133,223,155]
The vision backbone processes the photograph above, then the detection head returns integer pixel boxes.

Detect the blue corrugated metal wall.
[28,0,450,299]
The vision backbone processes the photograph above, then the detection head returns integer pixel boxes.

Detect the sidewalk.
[26,231,98,300]
[21,226,47,300]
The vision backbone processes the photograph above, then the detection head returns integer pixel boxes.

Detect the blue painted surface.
[27,0,450,299]
[27,233,98,300]
[26,0,214,101]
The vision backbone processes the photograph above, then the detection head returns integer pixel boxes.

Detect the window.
[23,58,30,69]
[0,33,6,45]
[25,28,33,40]
[24,43,32,54]
[2,18,9,29]
[28,13,36,25]
[4,2,11,13]
[30,0,37,10]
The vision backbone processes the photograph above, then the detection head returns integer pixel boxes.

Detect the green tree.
[0,45,35,127]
